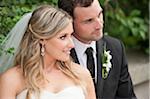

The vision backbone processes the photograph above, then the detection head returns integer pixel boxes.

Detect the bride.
[0,5,96,99]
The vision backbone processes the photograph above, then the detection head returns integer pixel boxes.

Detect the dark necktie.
[85,47,95,82]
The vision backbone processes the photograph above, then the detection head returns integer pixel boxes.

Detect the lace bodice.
[16,86,85,99]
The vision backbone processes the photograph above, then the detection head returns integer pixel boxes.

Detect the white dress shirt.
[72,36,97,82]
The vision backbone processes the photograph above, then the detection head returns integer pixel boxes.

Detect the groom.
[58,0,136,99]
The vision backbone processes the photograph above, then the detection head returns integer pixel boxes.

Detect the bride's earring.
[41,44,45,56]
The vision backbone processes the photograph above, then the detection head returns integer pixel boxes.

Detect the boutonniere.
[102,42,112,79]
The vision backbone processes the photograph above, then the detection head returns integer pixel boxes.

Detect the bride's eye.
[60,34,67,40]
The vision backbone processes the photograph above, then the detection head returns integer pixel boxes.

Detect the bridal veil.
[0,13,32,73]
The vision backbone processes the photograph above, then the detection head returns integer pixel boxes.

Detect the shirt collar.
[72,36,96,55]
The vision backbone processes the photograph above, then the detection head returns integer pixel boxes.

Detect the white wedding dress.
[16,86,85,99]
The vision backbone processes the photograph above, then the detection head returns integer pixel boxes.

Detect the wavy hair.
[14,5,83,99]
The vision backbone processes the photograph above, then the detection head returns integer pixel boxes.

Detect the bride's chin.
[61,57,70,62]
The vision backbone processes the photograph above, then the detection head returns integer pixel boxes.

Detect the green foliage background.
[0,0,149,54]
[100,0,149,54]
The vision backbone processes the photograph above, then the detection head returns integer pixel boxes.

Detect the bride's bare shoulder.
[0,66,25,93]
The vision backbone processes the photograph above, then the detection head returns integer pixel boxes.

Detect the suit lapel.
[96,38,105,97]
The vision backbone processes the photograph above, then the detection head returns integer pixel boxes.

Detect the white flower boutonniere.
[102,43,112,79]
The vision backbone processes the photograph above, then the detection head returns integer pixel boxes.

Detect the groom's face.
[73,0,104,44]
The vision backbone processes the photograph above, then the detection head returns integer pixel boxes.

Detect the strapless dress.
[16,86,85,99]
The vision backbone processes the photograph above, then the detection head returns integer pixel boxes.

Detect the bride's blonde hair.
[14,5,84,99]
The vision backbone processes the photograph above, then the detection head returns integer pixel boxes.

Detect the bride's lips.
[63,50,71,54]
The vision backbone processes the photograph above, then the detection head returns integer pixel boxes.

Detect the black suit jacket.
[70,35,136,99]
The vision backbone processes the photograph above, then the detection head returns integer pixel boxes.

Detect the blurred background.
[0,0,149,98]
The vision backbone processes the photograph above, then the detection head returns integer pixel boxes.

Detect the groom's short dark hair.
[58,0,94,18]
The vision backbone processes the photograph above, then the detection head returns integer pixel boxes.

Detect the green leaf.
[5,47,15,55]
[139,31,146,40]
[132,17,144,24]
[131,28,138,36]
[130,10,141,17]
[0,34,5,43]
